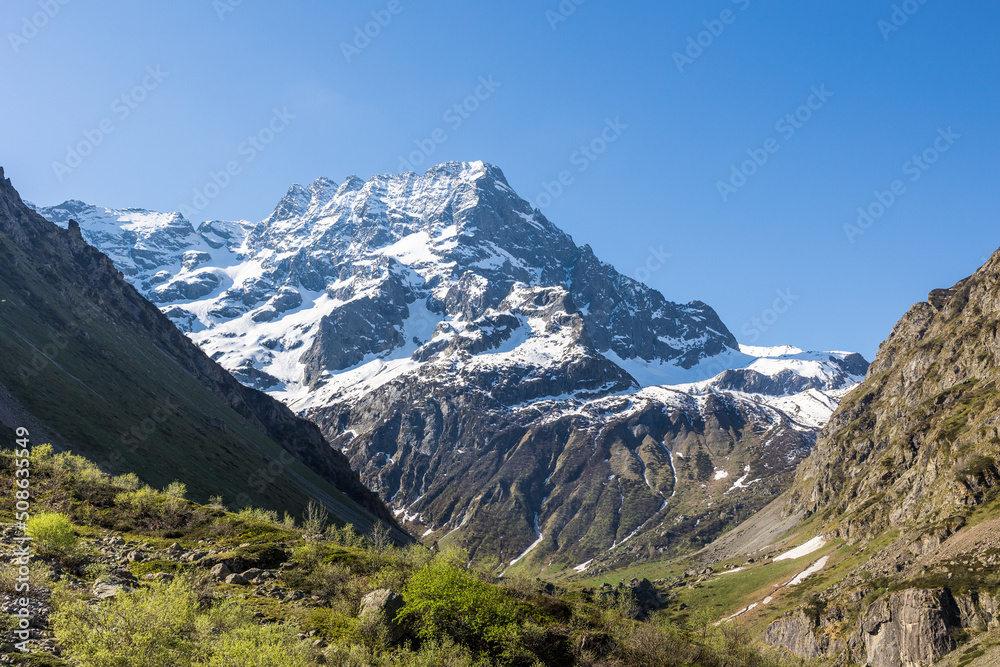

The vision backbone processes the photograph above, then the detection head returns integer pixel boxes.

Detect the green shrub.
[114,485,165,515]
[397,558,521,655]
[30,443,54,464]
[111,472,141,491]
[26,511,78,557]
[54,578,200,666]
[53,578,313,667]
[233,507,281,526]
[327,523,365,548]
[199,624,315,667]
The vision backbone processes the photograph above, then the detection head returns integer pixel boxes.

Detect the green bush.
[200,624,315,667]
[26,511,78,557]
[53,578,314,667]
[55,578,200,666]
[114,485,165,515]
[397,557,522,655]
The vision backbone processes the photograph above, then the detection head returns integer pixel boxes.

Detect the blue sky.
[2,0,998,360]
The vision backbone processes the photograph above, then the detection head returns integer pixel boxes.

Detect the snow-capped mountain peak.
[33,161,868,568]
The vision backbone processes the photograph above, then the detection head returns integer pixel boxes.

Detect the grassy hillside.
[0,446,799,667]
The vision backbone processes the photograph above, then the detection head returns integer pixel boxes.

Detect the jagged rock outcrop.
[762,609,841,659]
[786,248,1000,544]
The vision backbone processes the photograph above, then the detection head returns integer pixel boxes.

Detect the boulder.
[93,581,129,599]
[242,568,266,583]
[359,589,405,642]
[225,573,250,586]
[209,563,232,580]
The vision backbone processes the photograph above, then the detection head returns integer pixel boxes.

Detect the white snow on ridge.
[32,167,865,448]
[603,347,754,388]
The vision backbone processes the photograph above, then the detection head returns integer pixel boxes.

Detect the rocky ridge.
[704,248,1000,666]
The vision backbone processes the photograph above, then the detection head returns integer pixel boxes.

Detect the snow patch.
[774,536,827,562]
[787,556,830,586]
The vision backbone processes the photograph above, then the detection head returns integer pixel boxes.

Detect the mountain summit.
[34,161,867,570]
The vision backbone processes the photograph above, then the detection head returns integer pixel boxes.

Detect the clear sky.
[2,0,998,360]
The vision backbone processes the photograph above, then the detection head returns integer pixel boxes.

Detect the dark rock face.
[317,370,816,567]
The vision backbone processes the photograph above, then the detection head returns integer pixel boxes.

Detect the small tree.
[302,500,328,536]
[397,558,522,655]
[26,512,78,558]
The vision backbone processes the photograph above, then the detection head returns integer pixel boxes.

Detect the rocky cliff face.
[859,588,960,667]
[765,586,999,666]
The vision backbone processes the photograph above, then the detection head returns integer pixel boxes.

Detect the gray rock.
[763,610,832,659]
[209,563,232,579]
[859,589,959,667]
[242,568,266,582]
[92,581,129,599]
[359,589,405,642]
[225,573,250,586]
